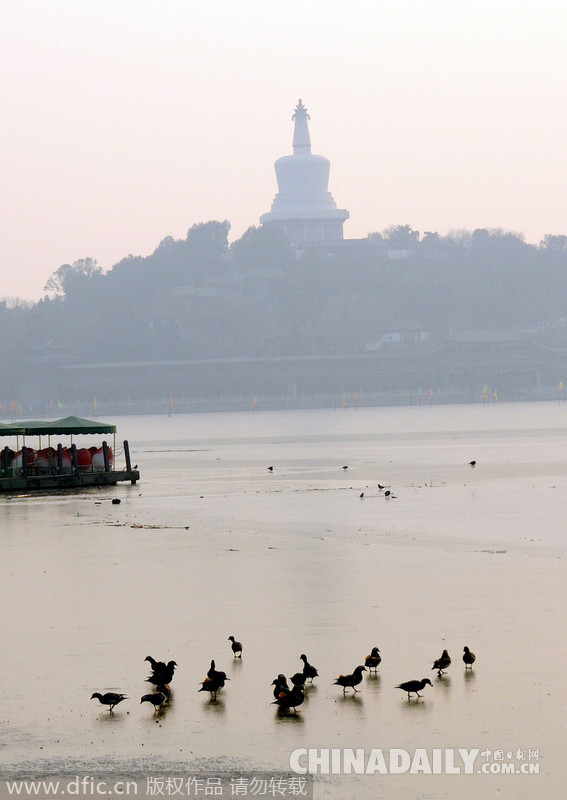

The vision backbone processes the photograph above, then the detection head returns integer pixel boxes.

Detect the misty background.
[3,222,567,414]
[3,1,567,301]
[3,1,567,414]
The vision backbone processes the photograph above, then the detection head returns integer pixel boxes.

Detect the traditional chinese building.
[260,100,349,244]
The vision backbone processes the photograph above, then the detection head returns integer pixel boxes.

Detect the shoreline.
[4,389,567,420]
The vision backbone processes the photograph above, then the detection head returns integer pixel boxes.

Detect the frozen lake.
[1,401,565,798]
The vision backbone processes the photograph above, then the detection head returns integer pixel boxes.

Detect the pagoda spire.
[292,99,311,155]
[260,99,349,244]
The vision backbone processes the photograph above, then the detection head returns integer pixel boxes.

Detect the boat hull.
[0,468,139,493]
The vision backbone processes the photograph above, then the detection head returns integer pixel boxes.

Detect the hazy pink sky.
[2,0,567,301]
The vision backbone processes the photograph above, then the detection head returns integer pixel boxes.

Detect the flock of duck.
[90,640,476,715]
[91,655,178,715]
[268,459,477,500]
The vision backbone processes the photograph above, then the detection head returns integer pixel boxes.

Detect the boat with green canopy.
[0,416,139,492]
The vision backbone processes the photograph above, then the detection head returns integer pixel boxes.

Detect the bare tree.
[44,258,102,299]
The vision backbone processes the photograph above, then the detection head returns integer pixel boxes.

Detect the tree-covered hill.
[4,223,567,375]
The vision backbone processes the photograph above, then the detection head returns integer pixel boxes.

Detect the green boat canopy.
[0,416,116,437]
[0,422,24,436]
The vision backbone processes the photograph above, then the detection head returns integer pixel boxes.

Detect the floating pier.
[0,416,140,493]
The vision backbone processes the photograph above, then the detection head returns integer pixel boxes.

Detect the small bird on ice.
[395,678,432,700]
[432,649,451,676]
[462,646,476,669]
[228,636,243,658]
[140,691,166,714]
[333,665,367,694]
[90,692,127,713]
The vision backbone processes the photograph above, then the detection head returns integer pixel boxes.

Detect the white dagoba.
[260,100,349,244]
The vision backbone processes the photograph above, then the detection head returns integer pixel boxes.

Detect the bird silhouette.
[469,460,476,468]
[334,665,367,694]
[364,647,381,672]
[396,678,432,700]
[290,671,307,688]
[204,661,230,700]
[207,660,219,679]
[140,691,166,714]
[90,692,127,713]
[272,684,305,713]
[145,655,166,672]
[463,646,476,669]
[199,672,229,701]
[432,649,451,676]
[145,658,177,687]
[271,674,289,699]
[228,636,243,658]
[300,653,318,682]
